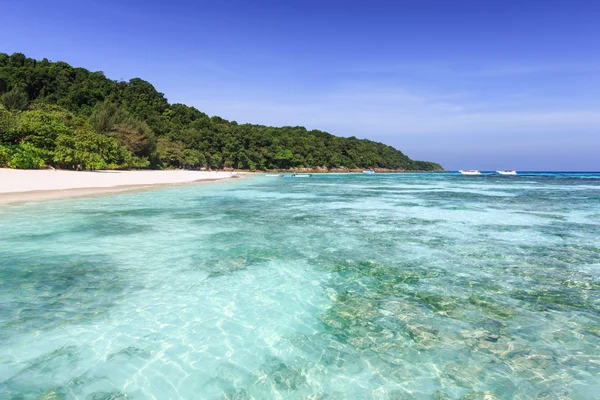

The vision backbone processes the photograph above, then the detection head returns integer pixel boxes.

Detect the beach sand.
[0,169,240,205]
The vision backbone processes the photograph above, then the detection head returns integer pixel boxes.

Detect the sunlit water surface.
[1,172,599,399]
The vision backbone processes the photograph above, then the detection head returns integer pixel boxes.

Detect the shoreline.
[255,168,445,173]
[0,169,244,205]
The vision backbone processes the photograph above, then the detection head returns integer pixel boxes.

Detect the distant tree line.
[0,52,443,171]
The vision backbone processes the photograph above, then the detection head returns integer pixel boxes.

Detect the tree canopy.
[0,53,443,171]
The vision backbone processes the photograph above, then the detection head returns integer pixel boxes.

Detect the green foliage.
[16,107,71,153]
[122,78,169,122]
[2,142,46,169]
[89,101,128,134]
[182,149,206,169]
[0,87,29,111]
[209,152,222,169]
[0,144,11,166]
[412,160,444,171]
[0,107,19,143]
[106,120,155,159]
[0,52,443,171]
[54,118,140,170]
[155,137,184,168]
[90,101,157,161]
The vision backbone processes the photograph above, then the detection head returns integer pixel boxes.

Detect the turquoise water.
[1,173,599,399]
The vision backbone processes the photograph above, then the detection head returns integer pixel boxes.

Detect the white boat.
[363,169,375,174]
[291,173,312,178]
[496,170,517,175]
[459,170,481,175]
[265,173,284,177]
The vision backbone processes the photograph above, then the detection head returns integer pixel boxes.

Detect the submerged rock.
[106,346,151,361]
[303,392,347,399]
[259,357,307,392]
[403,323,442,350]
[216,362,254,387]
[413,292,462,316]
[442,362,480,388]
[385,389,418,400]
[86,392,129,400]
[584,325,600,337]
[37,391,65,400]
[222,388,251,400]
[468,295,514,319]
[459,391,501,400]
[431,391,452,400]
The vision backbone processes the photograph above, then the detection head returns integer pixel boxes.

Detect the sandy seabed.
[0,169,240,204]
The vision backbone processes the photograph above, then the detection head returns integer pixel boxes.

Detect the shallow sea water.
[0,172,599,399]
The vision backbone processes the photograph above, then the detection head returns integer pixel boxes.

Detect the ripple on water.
[0,173,599,399]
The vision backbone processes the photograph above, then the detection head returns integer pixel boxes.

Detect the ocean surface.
[1,172,599,399]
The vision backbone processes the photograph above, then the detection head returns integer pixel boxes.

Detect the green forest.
[0,53,442,171]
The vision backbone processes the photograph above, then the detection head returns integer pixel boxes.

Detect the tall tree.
[0,87,29,111]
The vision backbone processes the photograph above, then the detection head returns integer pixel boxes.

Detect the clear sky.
[2,0,599,170]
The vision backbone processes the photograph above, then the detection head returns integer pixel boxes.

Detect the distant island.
[0,53,442,172]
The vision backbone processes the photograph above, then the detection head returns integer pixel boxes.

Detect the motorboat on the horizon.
[497,170,517,175]
[265,173,284,177]
[363,169,375,174]
[292,173,312,178]
[459,170,481,175]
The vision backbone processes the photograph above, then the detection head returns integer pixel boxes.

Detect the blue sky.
[2,0,599,170]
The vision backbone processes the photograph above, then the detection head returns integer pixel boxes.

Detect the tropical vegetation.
[0,53,442,171]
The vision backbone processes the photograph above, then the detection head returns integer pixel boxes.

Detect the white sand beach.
[0,169,239,204]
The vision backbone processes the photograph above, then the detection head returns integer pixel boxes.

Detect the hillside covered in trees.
[0,53,442,171]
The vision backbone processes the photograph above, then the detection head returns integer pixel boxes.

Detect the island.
[0,53,442,172]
